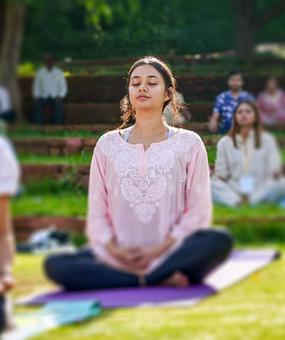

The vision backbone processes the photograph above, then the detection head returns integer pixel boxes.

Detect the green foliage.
[21,0,285,61]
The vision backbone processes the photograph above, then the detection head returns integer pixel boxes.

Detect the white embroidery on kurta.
[98,131,199,223]
[195,183,204,194]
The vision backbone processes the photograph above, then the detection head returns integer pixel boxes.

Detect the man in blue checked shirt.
[209,71,255,134]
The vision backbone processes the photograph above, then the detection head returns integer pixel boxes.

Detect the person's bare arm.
[0,195,15,292]
[208,111,219,132]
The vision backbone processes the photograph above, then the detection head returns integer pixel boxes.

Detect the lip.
[136,95,151,100]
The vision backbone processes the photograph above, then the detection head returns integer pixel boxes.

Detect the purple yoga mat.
[21,249,280,308]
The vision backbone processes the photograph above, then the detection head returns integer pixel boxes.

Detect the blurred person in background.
[209,71,255,134]
[0,121,20,333]
[257,77,285,126]
[163,91,191,125]
[211,100,285,207]
[0,84,16,123]
[33,53,68,124]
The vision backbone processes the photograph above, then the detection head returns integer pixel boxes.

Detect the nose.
[138,82,148,93]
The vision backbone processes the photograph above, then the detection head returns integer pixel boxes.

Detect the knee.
[207,228,234,255]
[44,254,66,282]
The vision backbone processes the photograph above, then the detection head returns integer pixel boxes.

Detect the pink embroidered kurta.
[87,128,212,274]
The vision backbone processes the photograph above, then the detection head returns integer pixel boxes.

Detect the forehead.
[130,64,162,79]
[229,74,242,81]
[267,78,277,84]
[237,103,253,111]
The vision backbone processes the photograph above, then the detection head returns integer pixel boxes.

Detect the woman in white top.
[0,133,20,332]
[211,100,285,207]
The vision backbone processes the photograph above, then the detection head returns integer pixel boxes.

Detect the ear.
[164,87,173,102]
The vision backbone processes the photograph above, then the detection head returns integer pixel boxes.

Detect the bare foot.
[162,271,190,287]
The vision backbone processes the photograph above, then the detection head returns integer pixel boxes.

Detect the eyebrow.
[130,75,159,80]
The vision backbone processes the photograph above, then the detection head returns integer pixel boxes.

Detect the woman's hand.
[106,235,176,273]
[134,235,176,269]
[0,273,15,293]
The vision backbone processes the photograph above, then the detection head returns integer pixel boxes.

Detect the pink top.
[257,89,285,125]
[86,127,212,275]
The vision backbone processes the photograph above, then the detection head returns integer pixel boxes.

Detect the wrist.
[0,270,12,277]
[154,236,175,257]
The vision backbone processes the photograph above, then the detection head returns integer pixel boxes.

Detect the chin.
[239,122,252,127]
[135,104,155,111]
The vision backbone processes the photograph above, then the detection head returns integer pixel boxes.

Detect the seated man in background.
[33,53,68,124]
[163,91,191,126]
[0,84,16,123]
[257,77,285,126]
[209,71,255,134]
[0,123,20,333]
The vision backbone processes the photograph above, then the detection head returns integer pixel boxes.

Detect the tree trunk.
[233,0,285,63]
[233,0,255,61]
[0,3,6,45]
[0,3,26,122]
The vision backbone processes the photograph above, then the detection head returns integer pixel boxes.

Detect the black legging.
[0,295,5,334]
[44,228,233,291]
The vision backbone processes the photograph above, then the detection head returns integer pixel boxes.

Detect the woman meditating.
[211,100,285,207]
[45,56,233,290]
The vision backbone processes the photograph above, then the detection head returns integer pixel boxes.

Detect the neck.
[268,89,278,95]
[231,89,241,97]
[133,109,167,138]
[240,126,252,140]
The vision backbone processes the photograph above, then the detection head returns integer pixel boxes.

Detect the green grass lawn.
[12,245,285,340]
[15,145,285,167]
[12,186,285,219]
[13,192,87,217]
[18,151,93,165]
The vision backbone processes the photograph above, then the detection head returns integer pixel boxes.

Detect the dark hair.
[119,56,181,129]
[229,100,262,148]
[265,76,278,86]
[228,70,242,79]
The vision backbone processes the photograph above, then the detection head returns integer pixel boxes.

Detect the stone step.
[10,123,120,134]
[22,164,90,188]
[14,216,85,241]
[22,102,212,124]
[13,215,285,241]
[14,137,97,155]
[20,76,285,104]
[19,74,285,123]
